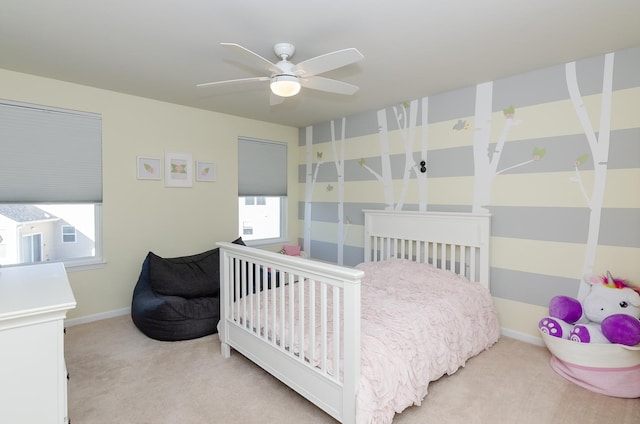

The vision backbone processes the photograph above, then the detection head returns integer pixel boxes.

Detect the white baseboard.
[501,327,545,347]
[65,307,130,327]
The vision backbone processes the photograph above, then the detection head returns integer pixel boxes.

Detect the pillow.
[148,249,220,299]
[283,245,301,256]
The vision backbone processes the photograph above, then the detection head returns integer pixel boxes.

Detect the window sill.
[0,258,106,273]
[245,236,288,248]
[65,260,106,272]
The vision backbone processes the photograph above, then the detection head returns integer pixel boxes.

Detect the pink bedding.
[355,259,500,423]
[232,258,501,423]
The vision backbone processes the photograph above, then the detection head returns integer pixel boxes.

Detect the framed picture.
[196,161,216,182]
[164,152,193,187]
[136,156,162,180]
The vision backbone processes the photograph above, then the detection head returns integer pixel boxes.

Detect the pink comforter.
[355,259,500,423]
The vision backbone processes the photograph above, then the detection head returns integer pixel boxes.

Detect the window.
[0,100,103,269]
[62,225,77,243]
[238,196,283,240]
[21,233,42,263]
[238,138,287,244]
[242,220,254,236]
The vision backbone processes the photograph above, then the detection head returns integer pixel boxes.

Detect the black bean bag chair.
[131,238,245,341]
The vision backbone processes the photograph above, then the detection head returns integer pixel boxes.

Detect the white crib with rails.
[217,210,496,423]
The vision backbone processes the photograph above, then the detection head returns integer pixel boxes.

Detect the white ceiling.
[1,1,640,128]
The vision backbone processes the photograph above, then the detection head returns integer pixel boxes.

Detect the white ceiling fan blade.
[301,76,360,95]
[221,42,282,74]
[196,76,269,88]
[294,48,364,77]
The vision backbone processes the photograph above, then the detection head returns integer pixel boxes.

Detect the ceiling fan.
[197,42,364,104]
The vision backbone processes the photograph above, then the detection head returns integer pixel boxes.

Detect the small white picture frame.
[136,156,162,180]
[196,161,216,182]
[164,152,193,187]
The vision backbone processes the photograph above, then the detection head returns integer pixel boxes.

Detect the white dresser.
[0,262,77,423]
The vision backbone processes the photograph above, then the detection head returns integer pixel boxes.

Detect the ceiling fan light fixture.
[270,74,301,97]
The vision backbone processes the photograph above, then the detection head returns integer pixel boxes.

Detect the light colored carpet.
[65,315,639,423]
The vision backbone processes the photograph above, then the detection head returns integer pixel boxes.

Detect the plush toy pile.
[539,273,640,346]
[538,273,640,398]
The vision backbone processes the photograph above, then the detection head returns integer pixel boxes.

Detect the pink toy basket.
[540,330,640,398]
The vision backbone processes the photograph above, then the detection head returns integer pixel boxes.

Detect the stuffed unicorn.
[539,272,640,346]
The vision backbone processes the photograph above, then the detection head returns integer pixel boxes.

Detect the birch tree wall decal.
[472,82,493,213]
[471,83,533,212]
[393,98,429,210]
[566,52,615,300]
[330,118,347,265]
[303,126,324,254]
[371,108,395,209]
[361,97,429,211]
[417,97,429,211]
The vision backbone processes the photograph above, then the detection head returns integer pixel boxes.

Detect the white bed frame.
[217,210,491,424]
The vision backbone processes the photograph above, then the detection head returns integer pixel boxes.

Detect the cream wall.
[0,69,299,320]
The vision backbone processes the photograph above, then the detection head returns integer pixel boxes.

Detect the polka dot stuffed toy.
[539,272,640,346]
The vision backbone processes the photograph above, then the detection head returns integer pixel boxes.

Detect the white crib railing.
[217,242,364,424]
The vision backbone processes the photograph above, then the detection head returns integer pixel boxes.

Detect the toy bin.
[540,330,640,398]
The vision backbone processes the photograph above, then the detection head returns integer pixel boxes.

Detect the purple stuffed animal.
[539,273,640,346]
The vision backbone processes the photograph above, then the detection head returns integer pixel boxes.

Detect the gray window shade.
[238,138,287,196]
[0,100,102,203]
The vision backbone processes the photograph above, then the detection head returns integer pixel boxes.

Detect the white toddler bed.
[217,210,500,424]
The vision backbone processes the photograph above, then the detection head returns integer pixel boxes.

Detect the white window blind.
[238,137,287,196]
[0,100,102,203]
